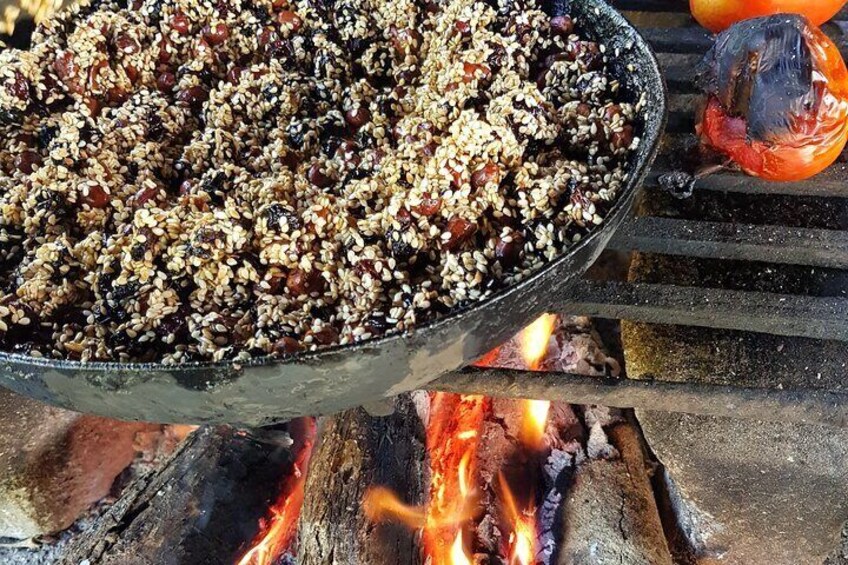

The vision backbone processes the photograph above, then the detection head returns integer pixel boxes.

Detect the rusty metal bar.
[430,368,848,427]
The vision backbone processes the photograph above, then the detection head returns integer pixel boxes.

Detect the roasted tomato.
[696,15,848,181]
[691,0,846,33]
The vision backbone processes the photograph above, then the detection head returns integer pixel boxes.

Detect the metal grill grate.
[434,1,848,426]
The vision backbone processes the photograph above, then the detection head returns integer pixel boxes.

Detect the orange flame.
[497,472,537,565]
[520,313,558,371]
[450,531,473,565]
[364,393,485,564]
[236,419,317,565]
[520,399,551,450]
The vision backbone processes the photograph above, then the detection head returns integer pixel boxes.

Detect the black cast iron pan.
[0,0,667,426]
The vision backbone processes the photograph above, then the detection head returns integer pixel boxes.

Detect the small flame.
[363,486,426,529]
[450,531,473,565]
[236,419,316,565]
[520,399,551,450]
[497,472,537,565]
[520,314,557,371]
[510,516,535,565]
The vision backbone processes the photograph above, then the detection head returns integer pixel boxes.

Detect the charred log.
[297,393,428,565]
[473,399,583,562]
[59,425,299,565]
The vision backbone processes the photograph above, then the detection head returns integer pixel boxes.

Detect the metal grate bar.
[610,217,848,269]
[644,166,848,199]
[565,280,848,341]
[432,367,848,427]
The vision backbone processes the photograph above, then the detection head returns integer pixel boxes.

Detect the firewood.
[297,393,428,565]
[59,425,298,565]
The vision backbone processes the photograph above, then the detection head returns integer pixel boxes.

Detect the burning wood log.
[297,393,428,565]
[59,425,305,565]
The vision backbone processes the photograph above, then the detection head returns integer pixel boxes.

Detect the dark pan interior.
[0,0,667,425]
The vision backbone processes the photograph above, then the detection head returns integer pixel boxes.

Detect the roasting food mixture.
[0,0,640,363]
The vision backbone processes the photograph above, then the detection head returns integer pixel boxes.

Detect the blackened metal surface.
[0,0,667,425]
[611,217,848,269]
[432,367,848,428]
[567,280,848,341]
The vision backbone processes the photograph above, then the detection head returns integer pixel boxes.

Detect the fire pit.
[2,1,848,565]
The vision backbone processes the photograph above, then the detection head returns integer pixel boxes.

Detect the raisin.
[84,184,111,208]
[610,125,634,151]
[412,194,441,216]
[387,228,415,262]
[454,20,471,37]
[263,203,301,231]
[133,185,159,207]
[171,12,191,35]
[273,335,303,356]
[37,125,58,149]
[227,66,244,84]
[462,62,491,83]
[310,326,338,345]
[176,85,209,109]
[114,32,140,54]
[6,72,30,102]
[157,71,176,92]
[278,10,303,31]
[147,113,166,141]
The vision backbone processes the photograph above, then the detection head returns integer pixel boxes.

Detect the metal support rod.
[430,368,848,427]
[564,280,848,342]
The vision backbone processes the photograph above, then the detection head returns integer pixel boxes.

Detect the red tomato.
[698,21,848,181]
[691,0,846,33]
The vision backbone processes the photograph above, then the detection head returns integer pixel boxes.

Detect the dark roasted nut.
[550,15,574,37]
[470,161,499,191]
[443,217,477,251]
[287,268,326,296]
[495,231,524,268]
[14,151,41,174]
[202,22,229,45]
[345,106,371,129]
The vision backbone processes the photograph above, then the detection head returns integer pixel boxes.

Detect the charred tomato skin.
[697,15,848,181]
[690,0,846,33]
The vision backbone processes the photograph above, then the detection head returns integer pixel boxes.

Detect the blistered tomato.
[697,15,848,181]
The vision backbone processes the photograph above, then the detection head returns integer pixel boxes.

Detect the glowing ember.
[510,516,536,565]
[450,531,473,565]
[498,473,538,565]
[364,393,486,564]
[236,419,317,565]
[520,313,558,370]
[364,389,553,564]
